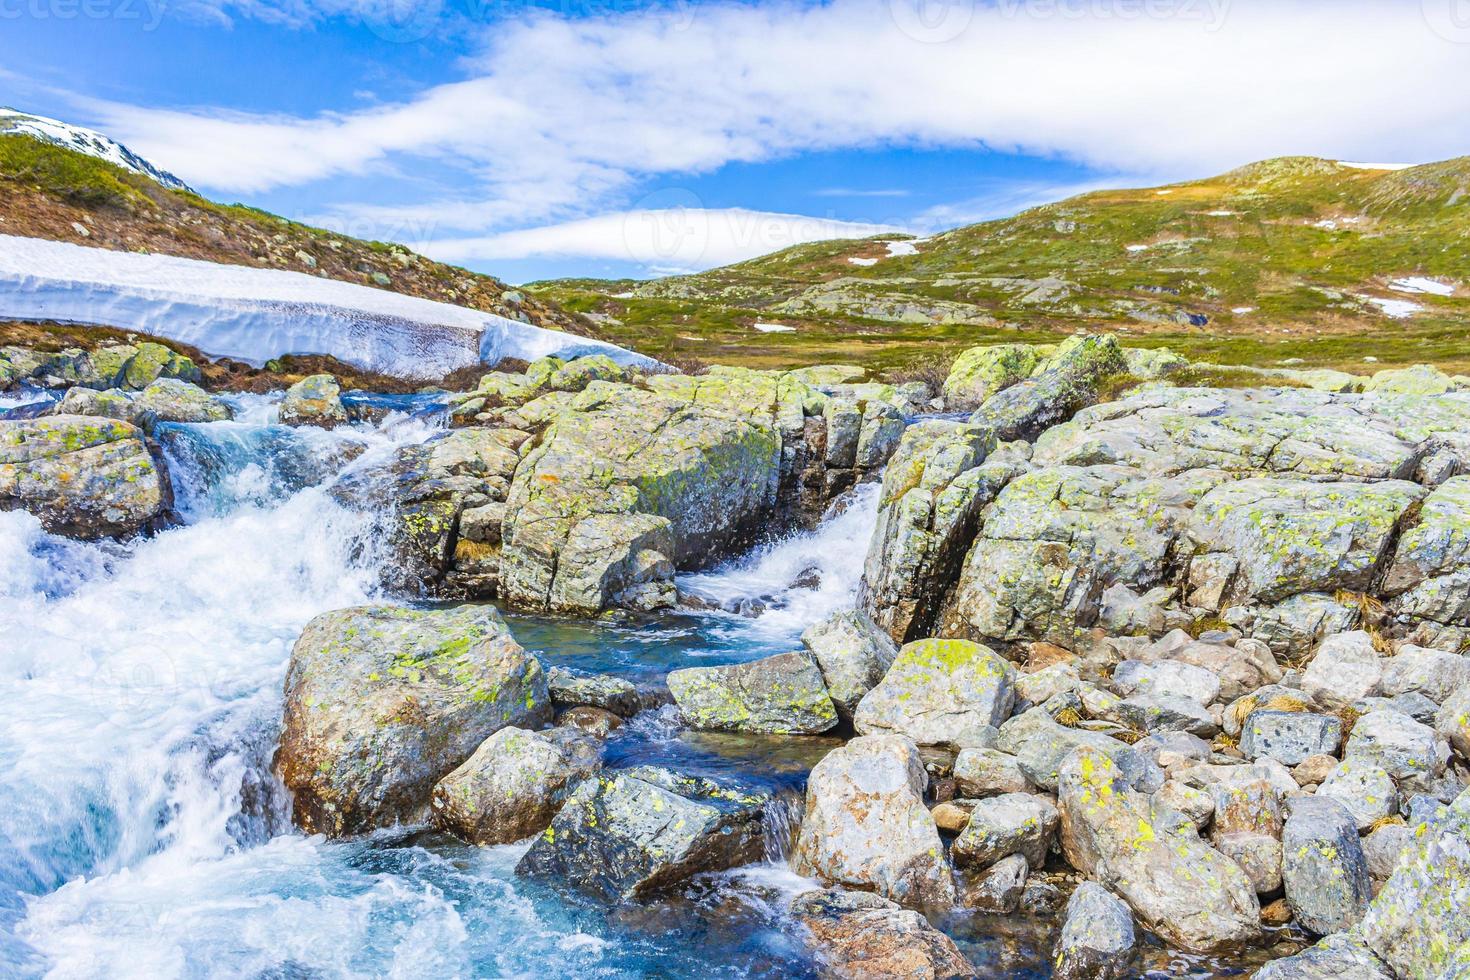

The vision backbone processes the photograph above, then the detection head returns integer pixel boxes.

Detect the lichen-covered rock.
[853,638,1015,749]
[0,415,168,538]
[942,343,1044,411]
[544,354,629,392]
[1302,631,1384,709]
[952,748,1032,798]
[1383,476,1470,626]
[430,725,599,844]
[1318,760,1399,832]
[800,610,899,721]
[118,341,200,390]
[950,792,1058,869]
[1379,645,1470,704]
[1282,796,1373,936]
[1356,788,1470,978]
[277,604,550,837]
[1435,685,1470,760]
[668,652,838,735]
[132,379,233,424]
[996,707,1156,793]
[791,734,956,913]
[1057,746,1260,953]
[790,888,976,980]
[1112,659,1220,706]
[969,334,1126,442]
[1254,933,1393,980]
[548,666,640,717]
[1111,693,1218,738]
[515,766,767,902]
[1345,709,1450,781]
[279,374,348,428]
[1053,882,1136,980]
[1365,363,1456,395]
[1241,710,1344,766]
[1188,478,1423,604]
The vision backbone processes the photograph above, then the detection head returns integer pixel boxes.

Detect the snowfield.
[0,108,193,192]
[0,236,657,379]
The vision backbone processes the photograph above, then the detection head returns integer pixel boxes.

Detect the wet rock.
[132,379,233,424]
[800,610,899,721]
[548,666,640,717]
[952,747,1032,798]
[789,888,976,979]
[1282,796,1373,936]
[791,734,956,913]
[1241,710,1344,766]
[1057,746,1260,953]
[1318,760,1398,832]
[996,707,1159,794]
[557,705,623,738]
[1053,882,1136,980]
[1357,788,1470,978]
[278,604,550,837]
[668,651,838,735]
[430,725,599,844]
[950,793,1058,869]
[516,766,767,902]
[1305,631,1381,708]
[0,415,168,539]
[962,853,1027,913]
[1021,878,1064,915]
[853,638,1015,749]
[279,373,348,428]
[1254,933,1393,980]
[1344,709,1449,781]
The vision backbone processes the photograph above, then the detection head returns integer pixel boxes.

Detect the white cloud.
[422,207,902,268]
[61,0,1470,271]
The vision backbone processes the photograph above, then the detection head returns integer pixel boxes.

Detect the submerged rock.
[0,415,169,538]
[790,888,976,979]
[515,766,767,902]
[277,604,550,836]
[1057,746,1260,953]
[548,666,640,717]
[791,734,956,913]
[853,638,1015,749]
[430,725,599,845]
[668,652,839,735]
[279,373,349,428]
[1053,882,1136,980]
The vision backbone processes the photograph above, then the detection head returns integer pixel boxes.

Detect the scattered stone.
[929,801,972,834]
[1112,659,1221,706]
[1053,882,1136,980]
[791,734,955,912]
[1301,631,1384,709]
[950,793,1059,869]
[1435,685,1470,760]
[557,705,623,738]
[1294,753,1340,787]
[1318,760,1399,832]
[952,747,1032,798]
[963,853,1027,913]
[997,707,1159,793]
[1021,879,1064,915]
[668,651,838,735]
[1361,822,1412,883]
[853,638,1015,749]
[1281,796,1373,936]
[1379,645,1470,704]
[1241,709,1343,766]
[1345,709,1449,781]
[1254,933,1393,980]
[790,888,976,979]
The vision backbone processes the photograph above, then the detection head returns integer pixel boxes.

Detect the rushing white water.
[678,482,881,644]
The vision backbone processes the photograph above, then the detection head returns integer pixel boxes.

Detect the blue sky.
[3,0,1470,283]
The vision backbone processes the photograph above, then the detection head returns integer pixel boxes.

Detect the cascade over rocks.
[277,604,550,837]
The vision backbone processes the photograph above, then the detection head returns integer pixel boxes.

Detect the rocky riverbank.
[3,332,1468,978]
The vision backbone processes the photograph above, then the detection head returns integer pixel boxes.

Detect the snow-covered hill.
[0,235,658,379]
[0,108,194,192]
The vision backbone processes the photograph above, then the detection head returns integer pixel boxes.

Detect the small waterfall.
[761,791,805,863]
[678,481,881,643]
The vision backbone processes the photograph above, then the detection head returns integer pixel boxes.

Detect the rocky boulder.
[279,373,349,428]
[1301,631,1384,709]
[853,638,1015,749]
[791,734,956,913]
[515,766,767,902]
[1282,796,1373,936]
[1053,882,1136,980]
[430,725,599,844]
[800,610,899,720]
[790,888,976,979]
[949,792,1058,869]
[668,652,838,735]
[548,667,640,717]
[1383,476,1470,626]
[277,604,550,836]
[1057,746,1260,953]
[0,415,169,538]
[995,707,1158,794]
[942,343,1044,412]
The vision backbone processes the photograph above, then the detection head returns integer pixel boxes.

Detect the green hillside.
[531,157,1470,377]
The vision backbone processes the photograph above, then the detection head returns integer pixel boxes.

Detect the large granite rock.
[790,888,976,979]
[1384,476,1470,626]
[949,792,1058,869]
[1254,933,1393,980]
[278,373,348,428]
[0,415,169,538]
[852,638,1015,749]
[55,379,232,429]
[1302,631,1384,709]
[1057,746,1260,953]
[800,610,899,721]
[942,343,1044,412]
[516,766,767,902]
[968,334,1126,442]
[1053,882,1136,980]
[1345,709,1450,781]
[1282,796,1373,936]
[430,725,599,845]
[1240,710,1344,766]
[791,734,956,913]
[668,652,839,735]
[277,604,550,836]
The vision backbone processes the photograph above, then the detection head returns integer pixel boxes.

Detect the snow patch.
[752,321,796,333]
[1362,295,1423,319]
[0,235,657,379]
[883,239,923,257]
[1336,161,1415,171]
[1390,277,1455,297]
[1125,244,1150,252]
[0,107,192,192]
[1232,307,1255,314]
[847,257,878,267]
[1206,210,1238,217]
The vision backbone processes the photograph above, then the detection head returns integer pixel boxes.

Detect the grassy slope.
[0,134,595,340]
[531,157,1470,376]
